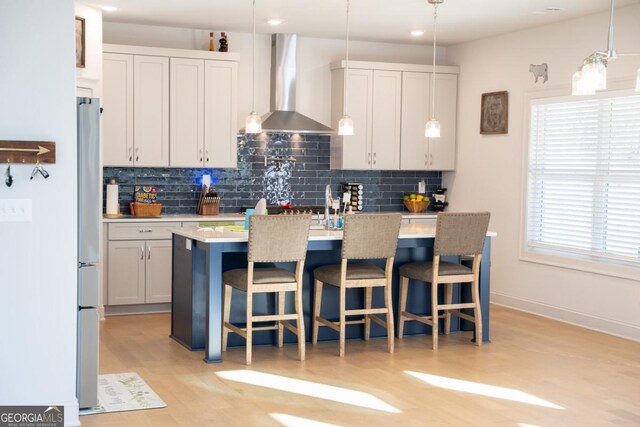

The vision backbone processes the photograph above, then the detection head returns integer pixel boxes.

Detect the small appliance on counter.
[342,182,364,212]
[432,187,449,212]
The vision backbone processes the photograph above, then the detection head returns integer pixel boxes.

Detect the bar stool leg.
[312,279,323,344]
[277,292,285,348]
[295,286,306,360]
[385,277,395,353]
[364,287,372,341]
[246,291,253,365]
[444,283,453,335]
[431,281,439,350]
[471,279,483,346]
[398,276,409,339]
[222,284,232,351]
[339,284,346,357]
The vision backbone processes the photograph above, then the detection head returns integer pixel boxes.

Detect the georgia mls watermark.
[0,406,64,427]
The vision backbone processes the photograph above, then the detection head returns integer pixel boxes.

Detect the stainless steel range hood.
[243,34,334,134]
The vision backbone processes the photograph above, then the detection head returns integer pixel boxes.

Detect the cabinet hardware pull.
[135,148,139,162]
[140,247,144,260]
[373,152,376,165]
[205,150,209,163]
[148,247,151,260]
[200,149,203,163]
[368,153,371,165]
[138,229,153,233]
[129,148,133,162]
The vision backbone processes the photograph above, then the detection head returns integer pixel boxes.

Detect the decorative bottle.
[209,32,215,51]
[219,32,228,52]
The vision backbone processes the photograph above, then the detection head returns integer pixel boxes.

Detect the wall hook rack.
[0,140,56,164]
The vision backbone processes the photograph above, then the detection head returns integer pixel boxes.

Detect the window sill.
[520,246,640,282]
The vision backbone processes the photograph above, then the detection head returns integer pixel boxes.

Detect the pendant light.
[572,0,640,95]
[338,0,354,136]
[245,0,262,133]
[425,0,443,138]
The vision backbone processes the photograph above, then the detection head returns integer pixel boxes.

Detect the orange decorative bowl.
[403,199,430,213]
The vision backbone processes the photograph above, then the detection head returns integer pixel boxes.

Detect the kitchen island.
[171,223,496,363]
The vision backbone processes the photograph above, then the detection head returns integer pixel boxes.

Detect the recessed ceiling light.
[411,30,425,37]
[267,19,283,26]
[101,6,118,12]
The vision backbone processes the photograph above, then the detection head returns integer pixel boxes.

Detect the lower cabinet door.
[108,240,146,305]
[145,240,173,304]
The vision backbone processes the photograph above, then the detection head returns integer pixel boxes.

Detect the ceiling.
[83,0,639,45]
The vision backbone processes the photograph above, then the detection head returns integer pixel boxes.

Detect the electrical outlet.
[418,180,426,194]
[0,199,32,222]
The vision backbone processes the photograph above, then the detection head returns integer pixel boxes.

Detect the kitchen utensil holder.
[198,193,219,216]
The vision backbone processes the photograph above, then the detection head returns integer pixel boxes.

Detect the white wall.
[446,5,640,341]
[0,0,80,425]
[103,21,448,130]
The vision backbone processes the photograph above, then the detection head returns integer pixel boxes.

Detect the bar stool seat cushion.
[223,268,296,291]
[314,263,386,285]
[399,261,472,282]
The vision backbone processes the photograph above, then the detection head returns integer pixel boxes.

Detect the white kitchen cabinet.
[331,68,401,170]
[331,60,458,171]
[103,44,239,169]
[204,60,238,168]
[400,72,457,170]
[102,53,169,167]
[103,53,134,166]
[170,58,204,167]
[169,58,238,168]
[134,55,169,167]
[107,222,179,307]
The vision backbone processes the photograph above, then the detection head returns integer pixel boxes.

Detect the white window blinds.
[527,94,640,264]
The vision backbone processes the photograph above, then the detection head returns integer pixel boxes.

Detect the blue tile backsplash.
[104,133,442,214]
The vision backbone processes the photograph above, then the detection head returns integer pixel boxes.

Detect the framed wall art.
[480,91,508,135]
[75,16,85,68]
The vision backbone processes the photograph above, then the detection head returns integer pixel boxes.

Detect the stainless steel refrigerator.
[77,97,101,409]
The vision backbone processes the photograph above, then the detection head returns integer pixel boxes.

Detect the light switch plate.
[186,239,192,250]
[418,180,426,194]
[0,199,33,222]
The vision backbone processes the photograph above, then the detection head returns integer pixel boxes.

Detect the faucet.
[325,184,333,230]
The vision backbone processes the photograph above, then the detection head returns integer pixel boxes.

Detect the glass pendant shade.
[245,111,262,134]
[572,70,596,96]
[338,115,354,136]
[636,69,640,92]
[581,60,607,91]
[425,119,441,138]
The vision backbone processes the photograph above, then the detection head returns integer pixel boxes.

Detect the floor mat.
[79,372,166,416]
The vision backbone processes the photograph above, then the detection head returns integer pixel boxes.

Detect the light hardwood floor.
[82,305,640,426]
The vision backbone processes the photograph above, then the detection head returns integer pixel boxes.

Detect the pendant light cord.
[252,0,256,113]
[431,3,438,119]
[343,0,350,116]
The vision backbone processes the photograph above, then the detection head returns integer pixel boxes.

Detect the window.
[526,93,640,267]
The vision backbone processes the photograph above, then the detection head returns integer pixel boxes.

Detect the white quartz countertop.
[102,212,438,223]
[173,223,497,244]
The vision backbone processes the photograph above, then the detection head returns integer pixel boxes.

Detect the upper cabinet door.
[204,60,238,168]
[134,55,169,167]
[169,58,204,167]
[342,68,373,170]
[428,73,457,171]
[371,70,402,170]
[103,53,134,166]
[400,72,430,170]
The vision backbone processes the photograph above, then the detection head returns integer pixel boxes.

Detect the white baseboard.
[491,292,640,343]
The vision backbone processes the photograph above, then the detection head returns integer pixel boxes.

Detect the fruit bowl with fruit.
[403,193,430,213]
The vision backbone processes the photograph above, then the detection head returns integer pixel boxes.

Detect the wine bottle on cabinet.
[209,32,215,51]
[219,32,228,52]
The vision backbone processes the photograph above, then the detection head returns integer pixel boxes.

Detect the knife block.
[197,193,219,216]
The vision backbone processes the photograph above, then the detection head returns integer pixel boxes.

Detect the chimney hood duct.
[244,34,335,134]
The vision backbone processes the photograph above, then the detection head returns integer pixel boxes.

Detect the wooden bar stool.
[312,213,402,357]
[398,212,490,350]
[222,214,312,365]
